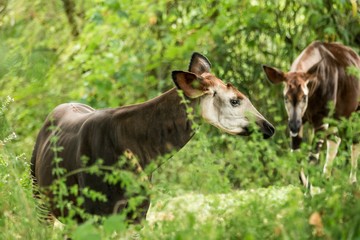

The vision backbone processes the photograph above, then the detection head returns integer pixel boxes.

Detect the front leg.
[308,139,324,164]
[308,124,328,165]
[323,134,341,179]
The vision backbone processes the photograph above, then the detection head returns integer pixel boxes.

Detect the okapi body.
[31,53,275,222]
[263,41,360,185]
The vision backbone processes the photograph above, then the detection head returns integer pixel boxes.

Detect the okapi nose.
[261,120,275,139]
[289,120,301,133]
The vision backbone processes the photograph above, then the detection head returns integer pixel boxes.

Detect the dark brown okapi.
[31,52,275,222]
[263,41,360,186]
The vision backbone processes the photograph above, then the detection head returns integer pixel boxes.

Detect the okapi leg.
[309,139,324,164]
[309,124,328,164]
[349,142,360,184]
[323,136,341,178]
[299,168,310,189]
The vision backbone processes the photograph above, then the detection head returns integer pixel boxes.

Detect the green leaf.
[103,214,127,235]
[72,221,101,240]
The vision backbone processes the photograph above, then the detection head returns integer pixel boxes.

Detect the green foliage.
[0,98,54,239]
[0,0,360,239]
[144,186,305,239]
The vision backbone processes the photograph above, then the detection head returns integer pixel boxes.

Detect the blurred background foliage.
[1,0,359,156]
[1,0,360,239]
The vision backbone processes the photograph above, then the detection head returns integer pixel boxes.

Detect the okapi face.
[282,73,309,136]
[173,53,275,139]
[263,65,317,137]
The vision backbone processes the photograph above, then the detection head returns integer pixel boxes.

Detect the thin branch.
[61,0,79,37]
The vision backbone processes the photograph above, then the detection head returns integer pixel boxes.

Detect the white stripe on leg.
[300,168,308,188]
[323,136,341,178]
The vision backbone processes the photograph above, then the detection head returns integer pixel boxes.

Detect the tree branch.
[61,0,79,37]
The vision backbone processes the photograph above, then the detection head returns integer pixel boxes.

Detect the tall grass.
[0,97,58,239]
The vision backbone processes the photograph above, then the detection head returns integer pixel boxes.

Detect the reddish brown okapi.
[31,52,275,222]
[263,41,360,186]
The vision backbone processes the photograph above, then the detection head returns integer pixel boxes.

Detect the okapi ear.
[188,52,212,75]
[172,70,207,98]
[262,65,286,84]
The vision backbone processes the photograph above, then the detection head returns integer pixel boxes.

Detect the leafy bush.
[0,0,360,239]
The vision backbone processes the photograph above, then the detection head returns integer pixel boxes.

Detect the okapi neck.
[111,88,198,168]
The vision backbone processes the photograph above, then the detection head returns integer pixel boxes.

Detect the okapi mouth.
[237,121,275,139]
[290,131,299,137]
[237,127,252,136]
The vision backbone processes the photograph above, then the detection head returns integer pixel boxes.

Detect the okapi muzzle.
[232,98,275,139]
[259,119,276,139]
[288,114,302,137]
[284,88,308,137]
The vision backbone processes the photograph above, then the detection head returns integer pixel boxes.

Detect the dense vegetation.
[1,0,360,239]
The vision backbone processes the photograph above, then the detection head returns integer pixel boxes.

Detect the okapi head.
[173,53,275,138]
[262,62,320,137]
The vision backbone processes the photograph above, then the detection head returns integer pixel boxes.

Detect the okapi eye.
[230,99,240,107]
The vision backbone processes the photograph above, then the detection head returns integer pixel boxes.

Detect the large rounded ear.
[172,71,207,98]
[262,65,286,84]
[188,52,211,75]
